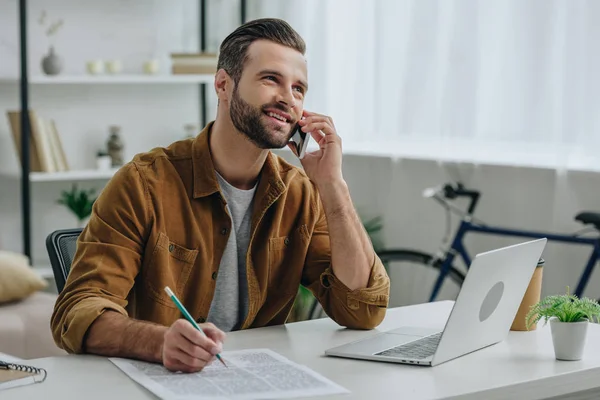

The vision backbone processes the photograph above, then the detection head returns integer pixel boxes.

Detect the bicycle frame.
[431,218,600,302]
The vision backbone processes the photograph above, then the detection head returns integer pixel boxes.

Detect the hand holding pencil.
[161,286,227,373]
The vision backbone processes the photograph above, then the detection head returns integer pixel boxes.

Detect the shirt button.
[197,316,206,323]
[211,271,217,280]
[221,228,228,235]
[284,237,290,246]
[168,244,174,252]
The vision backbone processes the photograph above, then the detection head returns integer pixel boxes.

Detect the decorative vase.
[41,46,63,75]
[550,317,588,361]
[107,125,124,167]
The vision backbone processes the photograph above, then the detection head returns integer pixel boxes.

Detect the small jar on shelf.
[96,150,112,170]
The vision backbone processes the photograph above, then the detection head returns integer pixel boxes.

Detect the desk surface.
[4,300,600,400]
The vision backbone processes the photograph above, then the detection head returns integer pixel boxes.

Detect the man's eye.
[265,76,277,82]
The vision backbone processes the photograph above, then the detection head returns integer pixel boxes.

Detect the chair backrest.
[46,228,83,294]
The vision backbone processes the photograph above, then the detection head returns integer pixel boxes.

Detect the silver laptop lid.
[431,238,547,366]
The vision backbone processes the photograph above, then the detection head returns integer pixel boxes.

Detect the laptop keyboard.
[375,332,442,359]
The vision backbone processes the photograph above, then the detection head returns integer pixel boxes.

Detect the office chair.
[46,228,83,294]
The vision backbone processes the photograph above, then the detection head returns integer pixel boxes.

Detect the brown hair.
[217,18,306,84]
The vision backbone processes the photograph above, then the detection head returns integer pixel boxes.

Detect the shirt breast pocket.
[144,232,199,308]
[268,224,310,295]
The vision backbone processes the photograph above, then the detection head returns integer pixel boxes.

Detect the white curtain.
[246,0,600,170]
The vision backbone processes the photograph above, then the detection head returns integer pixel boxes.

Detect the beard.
[229,84,296,149]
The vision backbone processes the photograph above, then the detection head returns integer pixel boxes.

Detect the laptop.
[324,238,547,367]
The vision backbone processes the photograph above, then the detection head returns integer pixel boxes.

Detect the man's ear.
[214,69,232,102]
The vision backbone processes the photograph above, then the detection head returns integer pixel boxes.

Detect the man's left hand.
[289,110,343,187]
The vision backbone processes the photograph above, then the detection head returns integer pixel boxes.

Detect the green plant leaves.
[289,285,315,322]
[56,183,97,221]
[525,286,600,329]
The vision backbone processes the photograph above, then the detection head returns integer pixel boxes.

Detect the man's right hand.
[162,319,226,373]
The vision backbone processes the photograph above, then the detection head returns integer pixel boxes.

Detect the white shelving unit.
[0,74,215,85]
[30,168,119,182]
[0,169,119,182]
[0,1,235,295]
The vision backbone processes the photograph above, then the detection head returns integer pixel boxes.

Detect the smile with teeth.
[266,112,288,123]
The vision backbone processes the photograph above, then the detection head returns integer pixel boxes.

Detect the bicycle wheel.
[377,249,465,307]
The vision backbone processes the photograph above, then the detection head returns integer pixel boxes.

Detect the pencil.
[164,286,228,368]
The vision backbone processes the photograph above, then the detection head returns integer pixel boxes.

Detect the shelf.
[29,168,119,182]
[3,143,599,185]
[0,74,215,85]
[1,169,119,182]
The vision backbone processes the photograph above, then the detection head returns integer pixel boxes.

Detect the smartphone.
[289,123,310,159]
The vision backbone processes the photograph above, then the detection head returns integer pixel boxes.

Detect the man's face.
[229,40,308,149]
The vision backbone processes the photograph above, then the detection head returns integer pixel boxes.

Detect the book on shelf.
[170,52,218,75]
[6,109,70,173]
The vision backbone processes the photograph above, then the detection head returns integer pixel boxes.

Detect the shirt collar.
[192,121,286,200]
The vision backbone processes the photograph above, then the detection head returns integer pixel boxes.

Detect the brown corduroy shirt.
[51,122,390,354]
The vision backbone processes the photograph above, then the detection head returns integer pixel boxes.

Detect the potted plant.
[526,287,600,361]
[57,184,98,228]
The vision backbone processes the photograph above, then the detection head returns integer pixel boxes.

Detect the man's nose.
[276,87,296,109]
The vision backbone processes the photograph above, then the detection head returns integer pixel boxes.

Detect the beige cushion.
[0,291,67,359]
[0,251,47,304]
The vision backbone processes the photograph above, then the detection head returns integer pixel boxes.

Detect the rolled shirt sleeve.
[50,162,150,353]
[301,200,390,329]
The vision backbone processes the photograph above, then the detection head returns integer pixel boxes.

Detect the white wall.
[1,1,599,306]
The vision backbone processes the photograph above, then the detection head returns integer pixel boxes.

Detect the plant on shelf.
[57,184,97,228]
[39,10,64,45]
[526,287,600,361]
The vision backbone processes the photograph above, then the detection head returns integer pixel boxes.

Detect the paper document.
[110,348,349,400]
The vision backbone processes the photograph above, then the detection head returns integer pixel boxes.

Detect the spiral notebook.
[0,359,47,391]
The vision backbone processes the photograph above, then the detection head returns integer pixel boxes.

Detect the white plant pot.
[550,317,588,361]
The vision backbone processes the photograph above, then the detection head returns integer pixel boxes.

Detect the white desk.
[4,300,600,400]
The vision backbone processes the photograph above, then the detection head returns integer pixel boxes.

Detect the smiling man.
[51,18,390,373]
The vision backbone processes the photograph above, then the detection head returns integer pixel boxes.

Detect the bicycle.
[377,182,600,304]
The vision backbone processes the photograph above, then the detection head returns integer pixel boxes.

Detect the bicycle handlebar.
[423,182,481,215]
